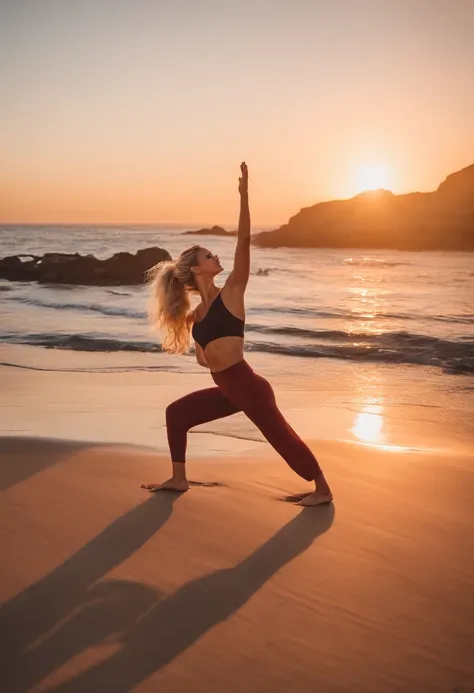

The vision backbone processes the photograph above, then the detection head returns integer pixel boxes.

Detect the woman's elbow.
[195,352,209,368]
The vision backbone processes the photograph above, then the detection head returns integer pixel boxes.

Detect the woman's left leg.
[213,362,333,503]
[242,384,323,481]
[240,378,333,504]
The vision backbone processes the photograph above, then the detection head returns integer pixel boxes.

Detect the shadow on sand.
[1,437,334,692]
[0,436,154,491]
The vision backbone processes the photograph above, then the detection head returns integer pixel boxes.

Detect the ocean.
[1,225,473,375]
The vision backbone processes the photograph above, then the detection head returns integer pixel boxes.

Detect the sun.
[354,163,393,194]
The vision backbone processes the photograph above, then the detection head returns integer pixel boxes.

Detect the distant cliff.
[253,164,474,250]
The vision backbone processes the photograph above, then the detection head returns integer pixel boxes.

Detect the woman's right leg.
[142,387,241,491]
[166,387,241,462]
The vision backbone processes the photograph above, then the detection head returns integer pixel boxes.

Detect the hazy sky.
[1,0,473,225]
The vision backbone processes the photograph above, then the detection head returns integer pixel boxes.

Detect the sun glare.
[352,405,385,444]
[354,163,392,194]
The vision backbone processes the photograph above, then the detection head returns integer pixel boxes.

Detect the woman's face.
[196,247,223,276]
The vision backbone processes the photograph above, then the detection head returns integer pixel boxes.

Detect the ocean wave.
[245,337,474,374]
[40,283,79,291]
[9,296,145,319]
[0,333,160,352]
[249,307,474,325]
[249,267,296,276]
[246,324,474,342]
[246,324,359,340]
[250,306,345,319]
[1,330,472,373]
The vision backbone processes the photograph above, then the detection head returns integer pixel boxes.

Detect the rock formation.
[0,246,171,285]
[184,225,237,236]
[253,164,474,250]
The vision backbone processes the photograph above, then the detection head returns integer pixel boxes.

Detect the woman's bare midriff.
[202,336,245,373]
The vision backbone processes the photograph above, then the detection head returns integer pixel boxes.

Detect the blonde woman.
[142,163,333,506]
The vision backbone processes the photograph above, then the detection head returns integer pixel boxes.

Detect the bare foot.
[297,491,333,507]
[141,478,189,492]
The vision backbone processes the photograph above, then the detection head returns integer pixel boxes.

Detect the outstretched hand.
[238,161,248,196]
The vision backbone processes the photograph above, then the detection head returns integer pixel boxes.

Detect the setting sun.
[354,163,393,194]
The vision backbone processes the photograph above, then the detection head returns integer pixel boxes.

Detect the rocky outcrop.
[184,225,237,236]
[0,246,171,285]
[253,164,474,250]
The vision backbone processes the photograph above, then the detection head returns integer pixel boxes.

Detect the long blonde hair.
[146,245,201,355]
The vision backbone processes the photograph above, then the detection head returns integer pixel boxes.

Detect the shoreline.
[2,343,473,456]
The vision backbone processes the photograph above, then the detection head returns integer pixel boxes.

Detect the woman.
[142,162,333,506]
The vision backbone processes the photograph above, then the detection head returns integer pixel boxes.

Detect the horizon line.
[0,221,276,229]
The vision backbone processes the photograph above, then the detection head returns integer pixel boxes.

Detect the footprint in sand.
[280,493,311,503]
[141,481,226,493]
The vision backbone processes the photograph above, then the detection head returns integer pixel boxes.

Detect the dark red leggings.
[166,360,321,482]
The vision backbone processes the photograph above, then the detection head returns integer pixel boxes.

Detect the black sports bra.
[192,292,245,349]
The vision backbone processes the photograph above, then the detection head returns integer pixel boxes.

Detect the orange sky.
[1,1,473,226]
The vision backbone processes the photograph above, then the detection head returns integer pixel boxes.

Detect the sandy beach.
[1,344,473,693]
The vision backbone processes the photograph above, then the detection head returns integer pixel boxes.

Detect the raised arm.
[227,162,251,291]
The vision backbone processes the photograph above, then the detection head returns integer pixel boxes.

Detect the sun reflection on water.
[351,404,384,444]
[350,402,413,453]
[345,268,391,336]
